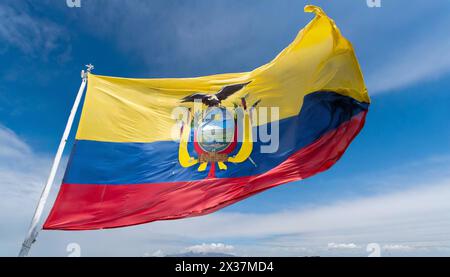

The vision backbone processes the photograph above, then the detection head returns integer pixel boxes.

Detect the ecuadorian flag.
[44,6,370,230]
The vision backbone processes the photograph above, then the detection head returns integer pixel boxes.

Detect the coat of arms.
[177,82,260,178]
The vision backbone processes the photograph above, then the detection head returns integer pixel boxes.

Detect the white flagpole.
[18,64,94,257]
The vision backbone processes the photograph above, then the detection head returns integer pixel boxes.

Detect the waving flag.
[44,5,370,230]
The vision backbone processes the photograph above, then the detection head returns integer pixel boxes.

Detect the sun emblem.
[177,82,260,178]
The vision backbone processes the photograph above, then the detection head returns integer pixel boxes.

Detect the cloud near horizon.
[0,123,67,256]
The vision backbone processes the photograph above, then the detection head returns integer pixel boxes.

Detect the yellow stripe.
[76,5,369,143]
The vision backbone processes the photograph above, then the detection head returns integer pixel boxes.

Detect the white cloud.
[185,243,235,254]
[0,123,67,256]
[383,244,413,251]
[0,124,47,200]
[147,249,165,257]
[0,125,31,159]
[328,243,360,250]
[354,1,450,94]
[0,3,70,60]
[366,30,450,94]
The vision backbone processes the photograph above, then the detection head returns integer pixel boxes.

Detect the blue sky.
[1,0,450,256]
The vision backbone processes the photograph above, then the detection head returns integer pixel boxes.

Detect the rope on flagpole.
[18,64,94,257]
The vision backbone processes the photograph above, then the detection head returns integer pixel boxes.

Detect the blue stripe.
[64,91,369,184]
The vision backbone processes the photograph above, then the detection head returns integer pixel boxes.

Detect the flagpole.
[18,64,94,257]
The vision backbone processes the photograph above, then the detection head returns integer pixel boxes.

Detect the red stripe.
[43,111,367,230]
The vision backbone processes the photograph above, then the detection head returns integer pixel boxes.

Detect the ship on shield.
[177,82,259,178]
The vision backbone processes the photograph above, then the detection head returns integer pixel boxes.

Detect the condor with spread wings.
[181,81,251,107]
